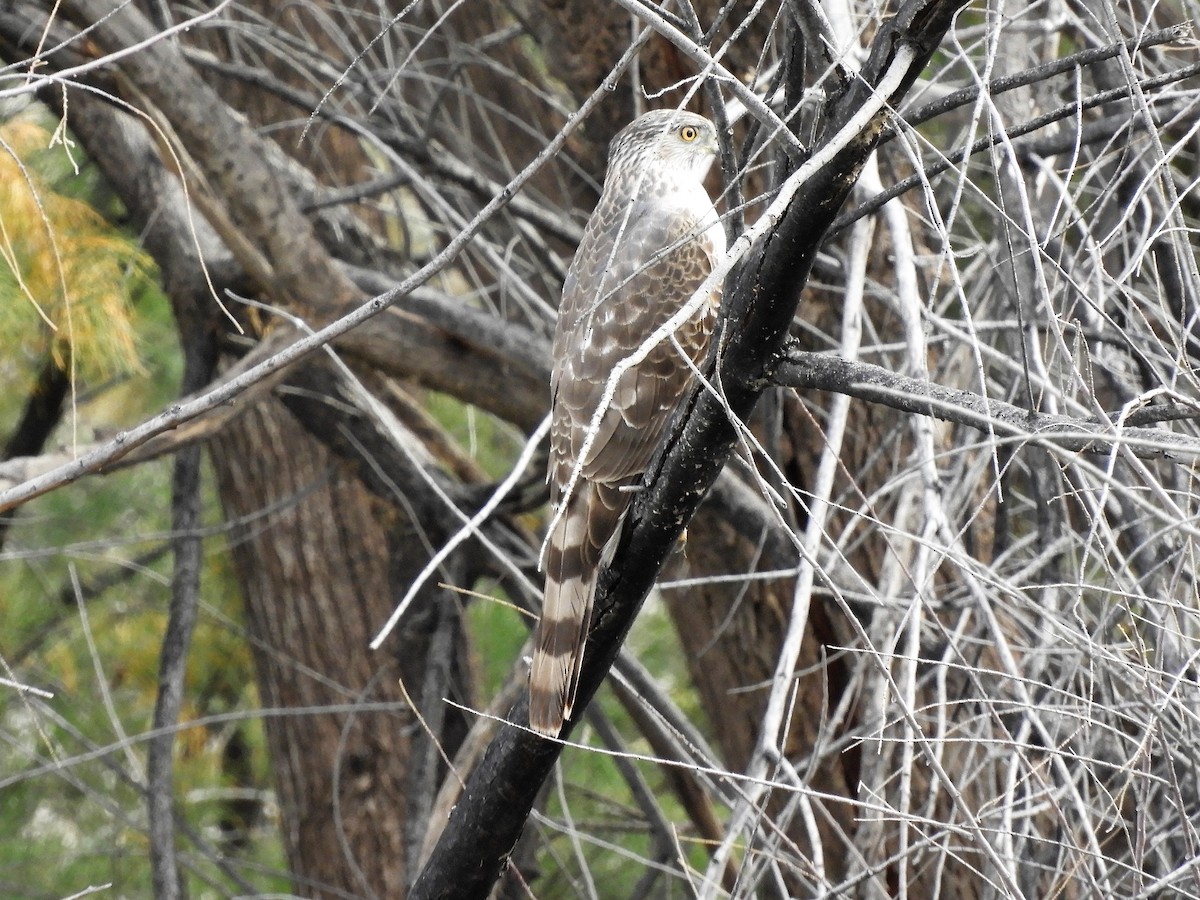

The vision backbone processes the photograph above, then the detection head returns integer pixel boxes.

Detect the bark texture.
[210,398,471,896]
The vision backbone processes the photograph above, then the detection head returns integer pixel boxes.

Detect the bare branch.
[773,347,1200,462]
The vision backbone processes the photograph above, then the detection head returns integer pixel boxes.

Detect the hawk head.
[607,109,720,181]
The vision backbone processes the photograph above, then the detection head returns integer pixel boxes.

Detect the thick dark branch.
[0,352,71,549]
[2,352,71,461]
[147,432,205,900]
[410,2,971,897]
[774,349,1200,462]
[147,255,218,900]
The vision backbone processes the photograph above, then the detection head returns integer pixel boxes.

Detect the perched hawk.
[529,110,725,737]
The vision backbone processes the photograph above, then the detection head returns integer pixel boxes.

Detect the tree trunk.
[210,396,470,896]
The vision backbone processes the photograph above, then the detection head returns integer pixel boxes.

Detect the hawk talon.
[674,526,690,558]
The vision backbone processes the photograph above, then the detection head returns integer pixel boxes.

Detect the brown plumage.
[529,110,725,737]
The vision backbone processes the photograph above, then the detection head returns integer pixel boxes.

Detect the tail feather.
[529,482,624,736]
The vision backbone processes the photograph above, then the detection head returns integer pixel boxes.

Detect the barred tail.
[529,482,624,737]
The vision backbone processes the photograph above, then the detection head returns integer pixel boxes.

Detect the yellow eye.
[680,125,699,142]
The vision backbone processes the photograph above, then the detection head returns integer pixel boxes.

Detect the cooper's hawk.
[530,109,725,737]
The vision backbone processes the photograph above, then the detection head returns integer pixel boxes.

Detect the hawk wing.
[552,202,722,488]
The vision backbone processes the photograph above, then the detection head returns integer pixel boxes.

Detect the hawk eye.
[679,125,699,142]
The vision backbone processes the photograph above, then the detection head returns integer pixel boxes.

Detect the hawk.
[530,109,726,737]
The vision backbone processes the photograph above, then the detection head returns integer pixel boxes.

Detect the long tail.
[529,481,624,736]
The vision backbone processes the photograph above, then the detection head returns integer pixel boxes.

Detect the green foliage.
[466,584,532,697]
[0,459,289,896]
[424,390,526,480]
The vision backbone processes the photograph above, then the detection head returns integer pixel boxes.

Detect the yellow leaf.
[0,113,154,379]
